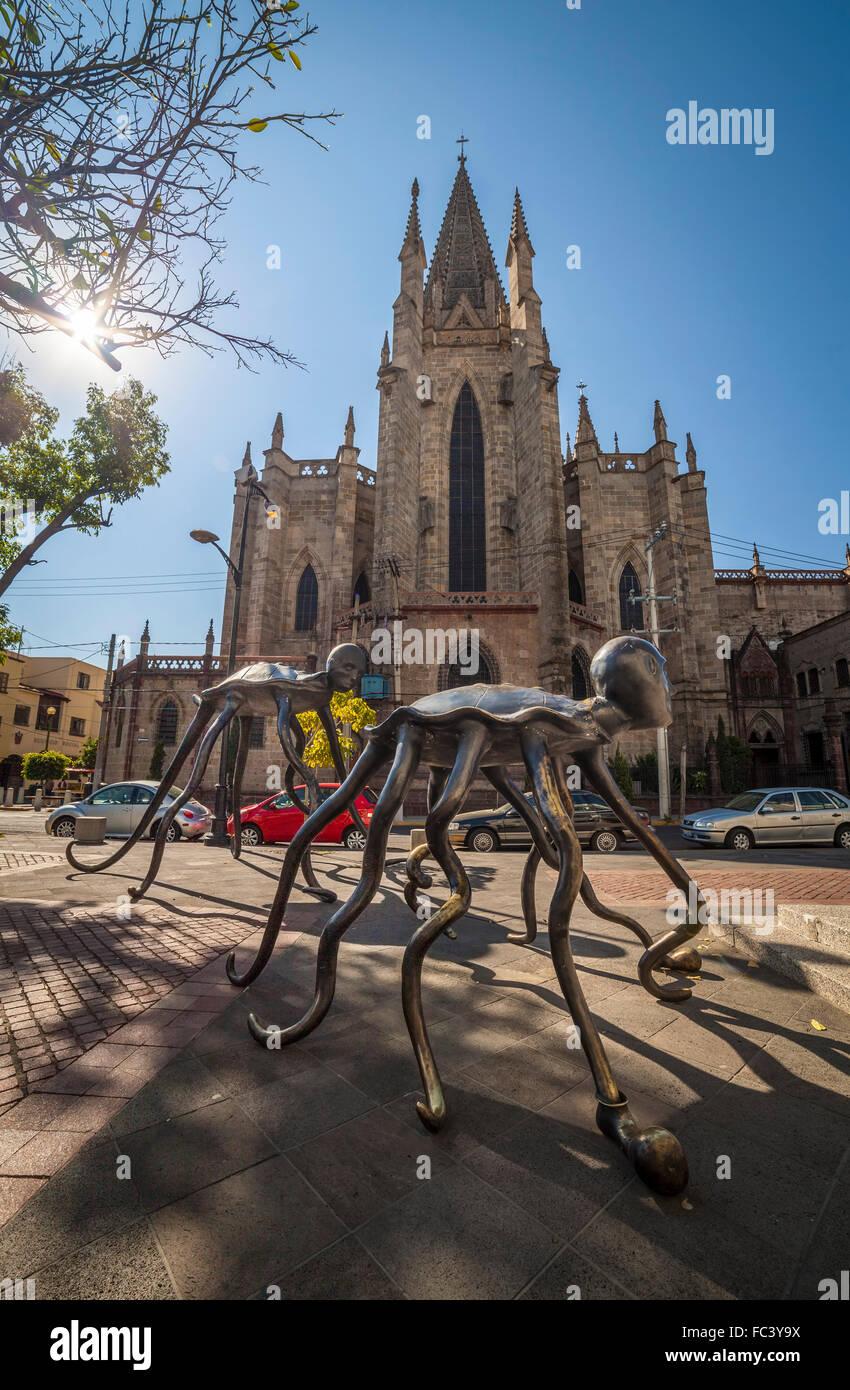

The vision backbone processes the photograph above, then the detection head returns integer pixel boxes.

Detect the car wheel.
[151,821,181,842]
[467,829,498,852]
[590,829,619,854]
[51,816,76,838]
[726,827,754,853]
[239,824,263,848]
[343,826,367,851]
[834,824,850,850]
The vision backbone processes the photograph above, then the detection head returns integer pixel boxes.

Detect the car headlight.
[698,822,716,830]
[449,822,460,831]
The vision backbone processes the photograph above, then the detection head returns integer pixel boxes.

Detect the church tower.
[372,146,570,695]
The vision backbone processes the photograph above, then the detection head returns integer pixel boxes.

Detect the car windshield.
[724,793,764,812]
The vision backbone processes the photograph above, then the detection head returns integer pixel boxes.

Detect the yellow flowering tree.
[297,692,377,770]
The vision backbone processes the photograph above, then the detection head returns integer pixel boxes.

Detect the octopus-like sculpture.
[66,644,368,902]
[227,637,706,1195]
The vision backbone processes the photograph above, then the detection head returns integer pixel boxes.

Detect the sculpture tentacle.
[275,694,335,903]
[524,727,688,1195]
[65,700,211,874]
[401,722,489,1131]
[229,715,250,859]
[247,725,423,1046]
[127,698,239,902]
[226,740,388,987]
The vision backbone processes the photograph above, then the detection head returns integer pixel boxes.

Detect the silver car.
[45,781,212,842]
[682,787,850,852]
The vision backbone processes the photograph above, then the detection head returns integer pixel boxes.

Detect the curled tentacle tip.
[247,1011,272,1044]
[630,1126,689,1195]
[415,1100,446,1133]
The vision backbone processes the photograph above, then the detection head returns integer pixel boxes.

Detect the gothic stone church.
[103,154,850,798]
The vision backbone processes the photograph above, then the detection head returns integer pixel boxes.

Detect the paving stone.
[0,1176,45,1227]
[519,1249,634,1300]
[385,1071,529,1158]
[236,1066,375,1151]
[462,1038,587,1110]
[358,1165,561,1300]
[116,1098,276,1211]
[289,1107,456,1228]
[150,1153,346,1299]
[0,1138,140,1277]
[0,1130,89,1177]
[109,1057,226,1138]
[30,1219,176,1301]
[463,1077,677,1241]
[261,1235,402,1300]
[573,1181,791,1300]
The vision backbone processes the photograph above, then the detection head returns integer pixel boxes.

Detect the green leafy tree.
[0,1,337,371]
[716,715,752,794]
[149,739,166,780]
[297,692,376,770]
[71,735,98,768]
[631,750,658,795]
[612,743,633,801]
[0,365,169,598]
[22,749,70,783]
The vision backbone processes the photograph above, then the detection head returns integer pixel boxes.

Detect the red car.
[226,784,377,849]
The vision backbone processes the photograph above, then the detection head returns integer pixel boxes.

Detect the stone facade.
[101,155,850,805]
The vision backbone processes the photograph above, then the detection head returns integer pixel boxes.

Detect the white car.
[45,781,212,842]
[682,787,850,852]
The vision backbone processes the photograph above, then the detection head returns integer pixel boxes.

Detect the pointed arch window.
[156,699,179,746]
[618,562,641,632]
[353,571,370,604]
[449,382,486,591]
[571,647,591,700]
[568,570,584,605]
[295,564,318,631]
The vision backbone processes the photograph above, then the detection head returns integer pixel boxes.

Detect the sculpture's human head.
[326,643,369,692]
[590,637,673,730]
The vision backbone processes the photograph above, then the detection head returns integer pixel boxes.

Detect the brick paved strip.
[0,853,65,876]
[0,900,246,1104]
[584,866,850,905]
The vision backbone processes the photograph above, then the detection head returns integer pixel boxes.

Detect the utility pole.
[91,633,115,792]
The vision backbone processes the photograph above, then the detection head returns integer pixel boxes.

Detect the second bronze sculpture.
[228,636,706,1196]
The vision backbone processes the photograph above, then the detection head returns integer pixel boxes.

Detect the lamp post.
[42,705,57,751]
[190,462,279,847]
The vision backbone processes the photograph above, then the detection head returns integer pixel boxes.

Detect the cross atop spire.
[576,378,588,396]
[456,131,469,163]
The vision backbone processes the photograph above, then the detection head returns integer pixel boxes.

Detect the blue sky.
[5,0,849,667]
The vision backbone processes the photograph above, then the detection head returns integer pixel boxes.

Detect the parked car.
[45,781,212,841]
[448,791,651,854]
[682,787,850,852]
[226,784,377,849]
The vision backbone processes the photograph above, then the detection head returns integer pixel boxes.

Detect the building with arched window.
[114,152,850,801]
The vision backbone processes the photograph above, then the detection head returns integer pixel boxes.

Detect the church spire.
[564,431,572,463]
[400,177,423,256]
[271,412,283,451]
[344,406,355,447]
[653,399,668,443]
[380,330,390,367]
[508,188,534,255]
[686,431,697,471]
[575,382,598,449]
[424,153,505,321]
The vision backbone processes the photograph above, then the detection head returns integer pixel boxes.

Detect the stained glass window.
[156,699,179,746]
[449,383,486,591]
[295,564,318,631]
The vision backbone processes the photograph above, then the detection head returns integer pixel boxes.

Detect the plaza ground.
[0,810,848,1300]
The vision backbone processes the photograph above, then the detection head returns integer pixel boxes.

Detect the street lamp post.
[190,462,278,848]
[42,705,57,751]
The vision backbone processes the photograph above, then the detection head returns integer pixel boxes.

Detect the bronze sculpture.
[66,644,369,902]
[228,637,705,1195]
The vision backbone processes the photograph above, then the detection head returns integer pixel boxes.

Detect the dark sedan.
[448,791,651,854]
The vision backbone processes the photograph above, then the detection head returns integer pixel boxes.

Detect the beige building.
[0,651,105,790]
